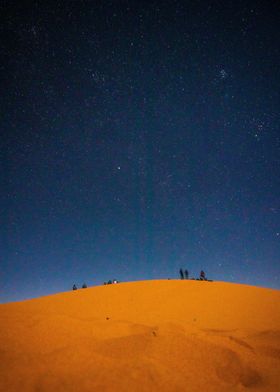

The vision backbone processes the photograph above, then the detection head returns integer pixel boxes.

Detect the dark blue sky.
[2,1,280,302]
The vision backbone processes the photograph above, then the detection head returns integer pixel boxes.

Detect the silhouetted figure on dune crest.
[73,284,77,290]
[180,268,184,279]
[200,270,206,280]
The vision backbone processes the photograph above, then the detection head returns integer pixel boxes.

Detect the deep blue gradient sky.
[2,1,280,302]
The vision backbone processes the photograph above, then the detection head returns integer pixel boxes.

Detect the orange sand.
[1,280,280,391]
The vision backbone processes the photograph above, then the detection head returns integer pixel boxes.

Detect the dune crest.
[1,280,280,391]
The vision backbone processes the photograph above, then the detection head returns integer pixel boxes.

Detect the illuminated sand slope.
[1,280,280,391]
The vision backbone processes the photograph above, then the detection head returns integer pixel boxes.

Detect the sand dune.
[1,280,280,391]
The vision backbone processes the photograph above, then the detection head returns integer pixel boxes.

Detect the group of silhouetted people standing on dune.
[72,271,211,291]
[72,280,120,290]
[180,269,208,281]
[180,269,189,279]
[104,279,119,285]
[72,283,87,290]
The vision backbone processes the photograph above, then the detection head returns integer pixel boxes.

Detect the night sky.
[2,1,280,303]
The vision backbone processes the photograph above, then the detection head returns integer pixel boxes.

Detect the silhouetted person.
[184,269,189,279]
[108,280,112,284]
[200,270,206,280]
[73,284,77,290]
[179,268,184,279]
[82,283,87,288]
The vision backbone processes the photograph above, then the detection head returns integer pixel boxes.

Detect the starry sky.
[1,1,280,302]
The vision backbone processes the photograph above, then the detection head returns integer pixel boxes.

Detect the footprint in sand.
[215,347,262,387]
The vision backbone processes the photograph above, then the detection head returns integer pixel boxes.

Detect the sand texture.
[1,280,280,391]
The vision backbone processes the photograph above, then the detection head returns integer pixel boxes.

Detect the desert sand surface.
[1,280,280,392]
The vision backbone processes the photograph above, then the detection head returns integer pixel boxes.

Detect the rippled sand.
[1,280,280,391]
